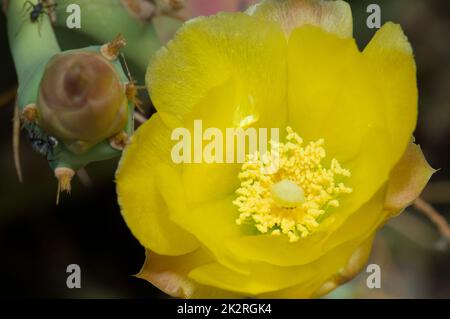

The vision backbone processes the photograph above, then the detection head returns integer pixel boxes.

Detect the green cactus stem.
[7,0,61,85]
[53,0,161,75]
[7,0,135,200]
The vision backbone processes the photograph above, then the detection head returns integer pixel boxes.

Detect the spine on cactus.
[7,0,136,203]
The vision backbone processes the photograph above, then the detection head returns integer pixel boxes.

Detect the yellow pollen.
[233,127,353,242]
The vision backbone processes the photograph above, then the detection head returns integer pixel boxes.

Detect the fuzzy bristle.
[55,167,75,205]
[110,131,129,151]
[125,82,144,112]
[21,104,38,124]
[101,34,127,60]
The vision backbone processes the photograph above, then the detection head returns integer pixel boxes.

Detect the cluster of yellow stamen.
[233,127,353,242]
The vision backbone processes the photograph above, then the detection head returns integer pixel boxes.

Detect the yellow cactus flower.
[116,0,435,298]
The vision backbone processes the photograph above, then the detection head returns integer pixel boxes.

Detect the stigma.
[271,179,305,208]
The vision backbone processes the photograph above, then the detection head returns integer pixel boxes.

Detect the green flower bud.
[37,51,128,155]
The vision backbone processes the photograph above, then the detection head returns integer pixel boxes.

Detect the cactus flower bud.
[37,51,128,155]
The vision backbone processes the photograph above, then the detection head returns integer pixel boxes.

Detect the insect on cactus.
[23,0,57,23]
[6,0,137,203]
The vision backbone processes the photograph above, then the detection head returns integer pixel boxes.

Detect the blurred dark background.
[0,0,449,298]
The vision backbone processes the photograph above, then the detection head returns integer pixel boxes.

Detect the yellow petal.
[116,114,199,255]
[148,12,289,204]
[385,143,436,214]
[136,248,241,299]
[313,235,374,298]
[247,0,353,38]
[147,12,287,130]
[287,24,416,233]
[264,235,374,298]
[154,163,250,274]
[178,80,257,204]
[182,162,242,204]
[363,22,418,170]
[288,25,387,161]
[189,235,367,296]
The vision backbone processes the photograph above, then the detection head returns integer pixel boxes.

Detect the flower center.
[270,179,305,208]
[233,127,353,242]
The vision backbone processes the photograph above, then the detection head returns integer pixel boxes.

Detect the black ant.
[16,0,57,36]
[12,102,58,183]
[25,0,57,23]
[27,124,58,157]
